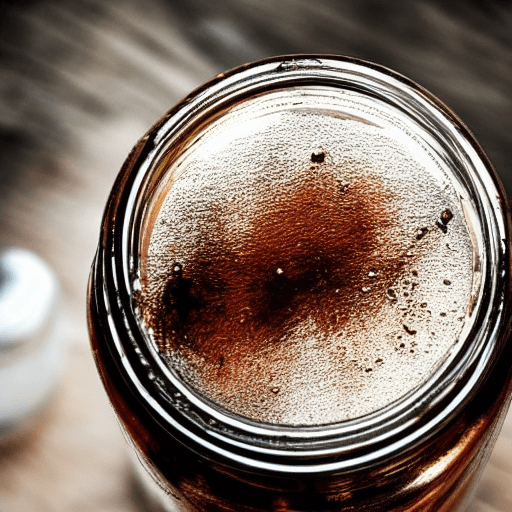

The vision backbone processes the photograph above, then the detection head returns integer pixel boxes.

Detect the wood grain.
[0,1,511,510]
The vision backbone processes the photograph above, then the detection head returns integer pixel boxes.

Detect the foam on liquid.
[137,88,479,426]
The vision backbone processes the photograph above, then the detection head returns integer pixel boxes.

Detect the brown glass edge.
[87,55,512,476]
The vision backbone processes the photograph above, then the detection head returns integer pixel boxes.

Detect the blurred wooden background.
[0,0,511,510]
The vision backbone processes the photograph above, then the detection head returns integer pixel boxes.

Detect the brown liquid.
[138,89,476,425]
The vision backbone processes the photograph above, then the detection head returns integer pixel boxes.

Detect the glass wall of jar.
[88,56,512,512]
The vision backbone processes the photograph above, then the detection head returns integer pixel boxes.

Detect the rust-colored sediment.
[147,168,410,402]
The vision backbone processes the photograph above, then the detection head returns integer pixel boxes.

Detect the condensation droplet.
[271,387,280,394]
[441,209,453,224]
[311,150,325,163]
[403,324,417,335]
[387,288,397,300]
[416,227,428,240]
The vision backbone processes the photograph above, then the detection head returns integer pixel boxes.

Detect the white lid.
[0,247,58,350]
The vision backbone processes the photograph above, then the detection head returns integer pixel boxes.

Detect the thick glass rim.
[95,55,510,473]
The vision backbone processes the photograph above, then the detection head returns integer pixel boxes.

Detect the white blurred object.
[0,247,64,439]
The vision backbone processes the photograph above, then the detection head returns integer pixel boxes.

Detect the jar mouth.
[101,55,508,472]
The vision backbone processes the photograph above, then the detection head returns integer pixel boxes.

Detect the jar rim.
[95,55,510,473]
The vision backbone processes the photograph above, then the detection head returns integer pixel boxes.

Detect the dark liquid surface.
[138,89,477,425]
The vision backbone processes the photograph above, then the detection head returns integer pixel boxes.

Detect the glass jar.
[88,55,512,511]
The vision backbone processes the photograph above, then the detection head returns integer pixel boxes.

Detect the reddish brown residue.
[148,167,412,401]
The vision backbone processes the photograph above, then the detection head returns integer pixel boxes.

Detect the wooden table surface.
[1,1,512,510]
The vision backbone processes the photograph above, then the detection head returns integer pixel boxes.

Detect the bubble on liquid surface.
[138,88,478,426]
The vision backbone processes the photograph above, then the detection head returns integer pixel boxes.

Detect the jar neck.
[95,55,512,474]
